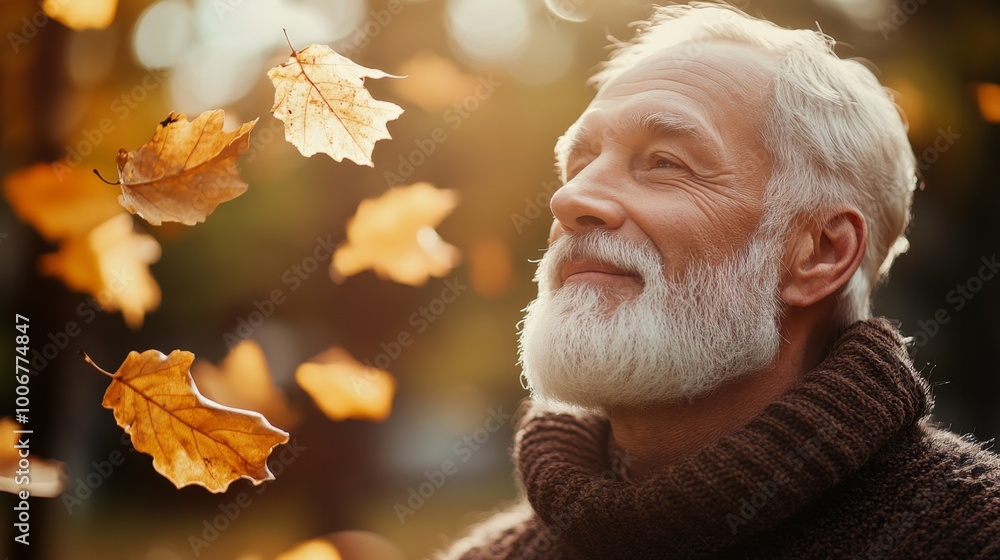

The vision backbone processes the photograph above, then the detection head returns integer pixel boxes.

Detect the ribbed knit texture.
[440,318,1000,559]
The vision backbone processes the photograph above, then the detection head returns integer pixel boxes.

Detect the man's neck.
[606,309,832,480]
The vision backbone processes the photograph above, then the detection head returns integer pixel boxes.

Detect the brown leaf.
[267,43,404,166]
[83,350,289,493]
[295,347,395,422]
[116,110,257,226]
[39,214,161,329]
[191,340,300,430]
[0,418,66,498]
[3,162,121,242]
[331,182,460,286]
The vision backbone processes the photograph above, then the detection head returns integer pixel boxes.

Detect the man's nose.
[549,159,626,235]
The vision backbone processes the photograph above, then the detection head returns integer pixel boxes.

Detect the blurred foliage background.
[1,0,999,558]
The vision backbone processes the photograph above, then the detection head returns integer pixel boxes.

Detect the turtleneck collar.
[514,318,930,559]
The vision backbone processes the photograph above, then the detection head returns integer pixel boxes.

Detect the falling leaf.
[191,340,300,430]
[0,418,66,498]
[276,538,343,560]
[267,42,404,166]
[116,110,257,226]
[3,162,121,242]
[975,83,1000,123]
[331,182,460,286]
[39,213,161,329]
[295,347,395,422]
[83,350,289,493]
[42,0,118,30]
[391,50,482,112]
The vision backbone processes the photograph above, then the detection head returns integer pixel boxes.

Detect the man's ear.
[781,208,867,308]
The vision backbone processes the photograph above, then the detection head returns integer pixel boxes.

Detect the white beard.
[517,228,785,411]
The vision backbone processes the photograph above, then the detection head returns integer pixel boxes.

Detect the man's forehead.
[598,39,780,97]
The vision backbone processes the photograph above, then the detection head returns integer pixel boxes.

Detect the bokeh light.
[132,0,195,69]
[446,0,530,64]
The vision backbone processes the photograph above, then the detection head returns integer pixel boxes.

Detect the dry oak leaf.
[191,340,300,430]
[295,347,396,422]
[116,110,257,226]
[3,162,121,242]
[267,43,404,166]
[39,213,161,329]
[42,0,118,30]
[83,350,289,493]
[331,182,460,286]
[0,417,67,498]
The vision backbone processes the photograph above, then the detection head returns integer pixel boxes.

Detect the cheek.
[626,194,760,265]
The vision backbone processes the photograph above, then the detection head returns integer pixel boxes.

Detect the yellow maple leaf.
[332,182,460,286]
[115,110,257,226]
[267,42,404,166]
[83,350,290,493]
[0,418,66,498]
[3,161,121,242]
[295,347,395,422]
[39,213,161,329]
[191,340,300,430]
[42,0,117,30]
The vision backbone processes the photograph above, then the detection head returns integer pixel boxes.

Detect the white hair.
[558,2,917,326]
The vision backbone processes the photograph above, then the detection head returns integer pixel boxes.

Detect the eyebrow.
[561,110,709,159]
[614,110,701,138]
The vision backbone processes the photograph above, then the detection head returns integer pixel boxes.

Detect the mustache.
[539,231,663,287]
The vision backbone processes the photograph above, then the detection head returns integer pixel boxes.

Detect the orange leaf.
[331,182,460,286]
[0,418,66,498]
[191,340,300,430]
[83,350,289,493]
[975,83,1000,123]
[39,213,161,329]
[267,43,404,166]
[295,347,395,422]
[42,0,117,30]
[3,162,122,242]
[116,110,257,226]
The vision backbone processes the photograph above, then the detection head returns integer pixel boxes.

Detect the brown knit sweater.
[440,319,1000,559]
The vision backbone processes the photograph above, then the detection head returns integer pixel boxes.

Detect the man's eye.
[654,157,678,169]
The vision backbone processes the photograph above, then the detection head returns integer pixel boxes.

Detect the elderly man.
[441,3,1000,559]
